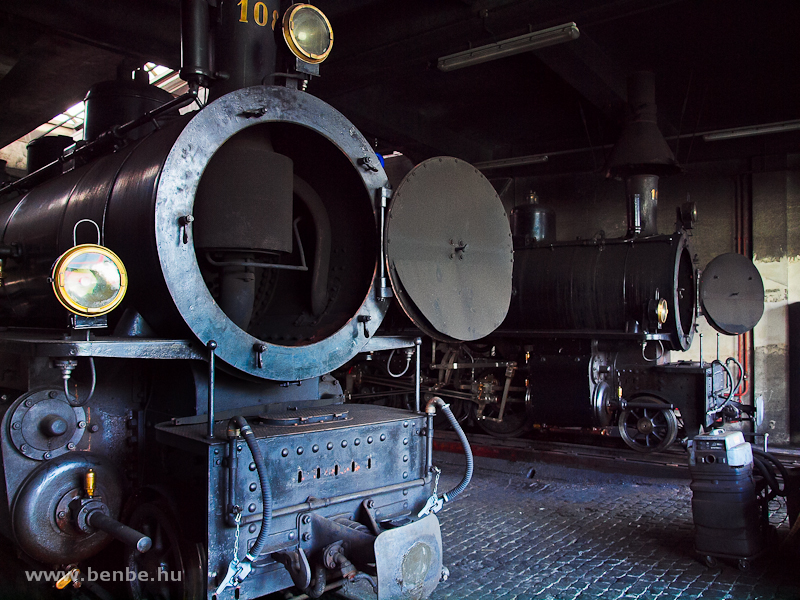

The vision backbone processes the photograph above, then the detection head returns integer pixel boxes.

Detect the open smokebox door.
[700,253,765,335]
[384,157,514,342]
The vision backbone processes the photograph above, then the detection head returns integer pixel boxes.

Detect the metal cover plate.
[385,157,513,341]
[374,514,442,600]
[700,253,764,335]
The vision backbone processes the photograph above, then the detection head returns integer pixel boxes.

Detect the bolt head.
[302,532,311,542]
[302,515,311,524]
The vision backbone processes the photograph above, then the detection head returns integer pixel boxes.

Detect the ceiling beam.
[0,1,180,68]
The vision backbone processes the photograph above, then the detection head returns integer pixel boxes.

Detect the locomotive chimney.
[606,71,681,238]
[181,0,280,101]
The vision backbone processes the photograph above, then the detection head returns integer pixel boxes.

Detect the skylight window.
[0,63,189,173]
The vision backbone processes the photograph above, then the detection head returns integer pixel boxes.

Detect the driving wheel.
[474,399,530,438]
[618,396,678,453]
[125,501,205,600]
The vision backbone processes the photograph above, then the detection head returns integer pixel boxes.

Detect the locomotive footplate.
[155,404,441,600]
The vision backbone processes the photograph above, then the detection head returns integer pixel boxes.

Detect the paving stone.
[425,452,800,600]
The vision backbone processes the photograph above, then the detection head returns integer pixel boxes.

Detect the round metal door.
[700,253,764,335]
[384,157,513,341]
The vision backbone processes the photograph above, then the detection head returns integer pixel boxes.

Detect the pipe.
[0,86,199,197]
[308,565,326,598]
[231,416,273,561]
[425,396,473,502]
[415,337,421,412]
[180,0,213,87]
[625,174,659,238]
[87,511,152,553]
[426,411,434,475]
[735,172,753,399]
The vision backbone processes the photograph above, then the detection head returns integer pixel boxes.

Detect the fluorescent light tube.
[438,23,579,72]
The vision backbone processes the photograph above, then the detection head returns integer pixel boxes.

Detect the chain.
[232,510,242,567]
[432,466,441,497]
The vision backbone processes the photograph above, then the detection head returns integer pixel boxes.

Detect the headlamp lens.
[52,245,127,316]
[283,4,333,64]
[657,298,669,325]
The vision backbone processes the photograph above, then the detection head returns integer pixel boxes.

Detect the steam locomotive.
[0,2,514,599]
[346,72,766,453]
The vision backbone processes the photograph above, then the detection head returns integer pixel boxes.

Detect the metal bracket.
[358,315,372,338]
[253,343,266,369]
[360,499,381,536]
[272,547,312,590]
[178,215,193,244]
[207,340,217,438]
[239,107,268,119]
[358,156,379,172]
[377,185,394,299]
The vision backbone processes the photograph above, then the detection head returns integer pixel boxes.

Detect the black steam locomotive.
[347,72,766,453]
[0,2,513,599]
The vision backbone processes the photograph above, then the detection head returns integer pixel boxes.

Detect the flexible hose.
[426,396,472,502]
[386,349,411,378]
[66,357,96,407]
[753,456,779,502]
[231,416,273,561]
[725,357,744,397]
[753,448,789,496]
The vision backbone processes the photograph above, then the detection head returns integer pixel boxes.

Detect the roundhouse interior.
[0,1,798,599]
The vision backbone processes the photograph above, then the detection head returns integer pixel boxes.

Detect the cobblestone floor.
[429,452,800,600]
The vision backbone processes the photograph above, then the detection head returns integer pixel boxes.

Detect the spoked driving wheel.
[125,501,205,600]
[618,396,678,453]
[474,399,530,438]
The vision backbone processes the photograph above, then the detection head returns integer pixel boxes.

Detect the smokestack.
[181,0,280,101]
[605,71,681,237]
